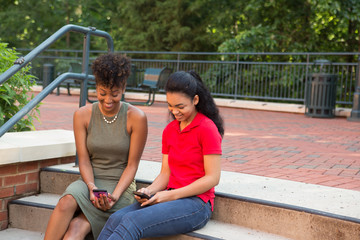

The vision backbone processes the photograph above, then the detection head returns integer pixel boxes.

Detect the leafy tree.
[0,0,68,49]
[0,43,40,132]
[218,0,360,60]
[219,0,314,55]
[109,0,239,53]
[308,0,360,61]
[0,0,112,50]
[1,0,360,58]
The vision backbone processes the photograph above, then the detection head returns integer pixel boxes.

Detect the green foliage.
[218,25,280,53]
[219,0,360,58]
[0,0,242,55]
[0,43,40,132]
[0,0,360,59]
[110,0,226,52]
[0,0,110,50]
[219,0,314,56]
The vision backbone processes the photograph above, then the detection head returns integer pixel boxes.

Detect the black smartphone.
[93,189,108,198]
[133,191,151,199]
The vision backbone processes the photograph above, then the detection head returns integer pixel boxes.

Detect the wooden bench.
[56,62,95,97]
[126,67,173,106]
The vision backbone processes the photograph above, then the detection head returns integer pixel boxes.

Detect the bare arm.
[73,106,96,196]
[146,154,171,194]
[140,154,221,206]
[111,106,148,201]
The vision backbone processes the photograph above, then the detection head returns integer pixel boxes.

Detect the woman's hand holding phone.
[133,188,153,204]
[93,189,108,198]
[133,191,151,199]
[91,189,116,211]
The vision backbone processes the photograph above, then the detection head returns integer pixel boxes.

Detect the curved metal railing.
[0,24,114,137]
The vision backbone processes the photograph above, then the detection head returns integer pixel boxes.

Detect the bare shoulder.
[75,104,92,116]
[74,104,92,124]
[127,104,147,122]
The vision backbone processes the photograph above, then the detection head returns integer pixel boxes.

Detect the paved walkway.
[32,92,360,191]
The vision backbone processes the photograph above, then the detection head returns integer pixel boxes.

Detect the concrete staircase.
[3,160,360,240]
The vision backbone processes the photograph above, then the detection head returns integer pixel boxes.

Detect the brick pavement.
[33,92,360,191]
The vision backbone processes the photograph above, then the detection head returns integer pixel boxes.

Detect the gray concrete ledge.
[0,129,75,165]
[46,160,360,223]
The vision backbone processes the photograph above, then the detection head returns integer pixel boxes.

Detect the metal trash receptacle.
[305,60,337,118]
[127,64,137,87]
[43,63,55,88]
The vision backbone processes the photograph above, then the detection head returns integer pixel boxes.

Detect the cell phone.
[93,189,108,198]
[133,191,151,199]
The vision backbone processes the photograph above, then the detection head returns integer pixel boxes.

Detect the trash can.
[305,60,337,118]
[43,63,55,88]
[126,64,137,87]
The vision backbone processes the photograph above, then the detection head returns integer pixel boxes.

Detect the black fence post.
[348,56,360,122]
[42,63,55,89]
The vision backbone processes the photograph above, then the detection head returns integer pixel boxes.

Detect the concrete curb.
[32,85,351,117]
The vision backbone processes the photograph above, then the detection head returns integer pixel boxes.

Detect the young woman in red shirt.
[98,70,224,240]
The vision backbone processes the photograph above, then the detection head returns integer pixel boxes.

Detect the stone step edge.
[40,166,360,226]
[9,195,288,240]
[10,199,54,210]
[217,192,360,225]
[0,228,214,240]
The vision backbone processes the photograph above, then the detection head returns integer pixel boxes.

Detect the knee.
[57,195,77,212]
[113,213,141,235]
[106,211,125,230]
[106,212,138,233]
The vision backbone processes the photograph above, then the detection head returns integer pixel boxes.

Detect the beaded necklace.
[102,114,118,124]
[101,104,120,124]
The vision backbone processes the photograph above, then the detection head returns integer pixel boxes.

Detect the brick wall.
[0,156,75,230]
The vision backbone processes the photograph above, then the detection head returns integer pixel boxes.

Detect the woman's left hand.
[140,190,175,207]
[93,193,117,211]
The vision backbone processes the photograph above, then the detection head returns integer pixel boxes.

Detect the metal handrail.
[0,24,114,137]
[0,73,94,137]
[0,24,113,85]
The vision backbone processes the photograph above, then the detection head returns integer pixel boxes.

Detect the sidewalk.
[32,91,360,191]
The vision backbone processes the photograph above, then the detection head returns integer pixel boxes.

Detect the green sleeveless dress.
[62,102,136,239]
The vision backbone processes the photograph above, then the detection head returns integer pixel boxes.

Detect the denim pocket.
[190,199,212,231]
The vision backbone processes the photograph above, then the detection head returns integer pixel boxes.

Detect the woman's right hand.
[93,192,116,211]
[133,188,152,203]
[89,187,97,205]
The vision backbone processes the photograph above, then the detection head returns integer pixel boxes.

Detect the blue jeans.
[98,196,212,240]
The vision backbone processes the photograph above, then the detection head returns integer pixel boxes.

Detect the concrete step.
[0,228,44,240]
[1,225,290,240]
[8,193,58,233]
[40,165,80,195]
[8,161,360,240]
[7,193,289,240]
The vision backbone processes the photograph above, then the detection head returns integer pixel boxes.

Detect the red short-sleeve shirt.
[162,112,222,210]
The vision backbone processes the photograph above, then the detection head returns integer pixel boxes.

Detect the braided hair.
[165,70,224,137]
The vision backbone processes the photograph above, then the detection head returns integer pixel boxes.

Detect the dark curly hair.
[91,53,131,89]
[165,70,224,137]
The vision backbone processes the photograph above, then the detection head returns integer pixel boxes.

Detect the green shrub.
[0,42,40,132]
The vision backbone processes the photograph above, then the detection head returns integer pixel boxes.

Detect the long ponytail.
[165,70,224,137]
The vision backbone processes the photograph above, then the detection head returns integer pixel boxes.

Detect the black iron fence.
[18,49,358,107]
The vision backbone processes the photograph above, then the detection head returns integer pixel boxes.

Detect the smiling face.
[166,92,199,129]
[96,84,124,116]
